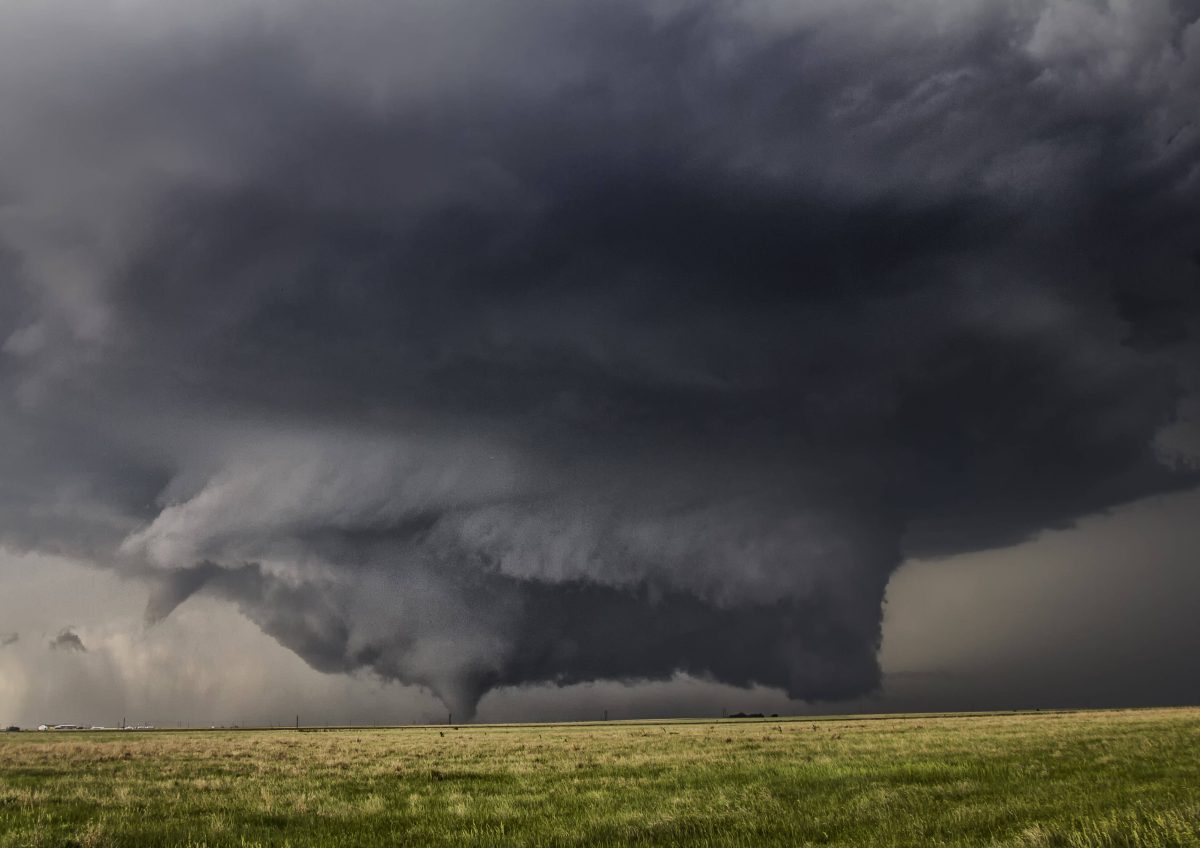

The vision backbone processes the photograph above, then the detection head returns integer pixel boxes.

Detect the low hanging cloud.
[1,0,1199,718]
[0,633,18,648]
[49,628,87,653]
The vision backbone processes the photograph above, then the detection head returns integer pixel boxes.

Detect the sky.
[1,0,1199,727]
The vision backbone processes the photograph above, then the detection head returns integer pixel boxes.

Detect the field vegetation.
[1,707,1198,847]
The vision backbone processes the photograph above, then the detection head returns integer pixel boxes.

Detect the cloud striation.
[1,0,1199,718]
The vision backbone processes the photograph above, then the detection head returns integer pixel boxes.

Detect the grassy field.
[1,707,1198,847]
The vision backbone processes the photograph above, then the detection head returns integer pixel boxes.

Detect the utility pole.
[295,714,299,730]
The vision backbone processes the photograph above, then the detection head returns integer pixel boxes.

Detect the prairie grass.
[1,708,1197,847]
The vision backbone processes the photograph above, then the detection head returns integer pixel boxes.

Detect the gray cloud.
[0,632,17,647]
[1,0,1198,718]
[48,628,86,653]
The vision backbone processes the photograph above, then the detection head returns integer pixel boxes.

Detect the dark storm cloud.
[1,0,1199,717]
[48,628,86,653]
[0,633,18,648]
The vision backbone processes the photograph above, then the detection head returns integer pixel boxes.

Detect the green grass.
[1,707,1198,847]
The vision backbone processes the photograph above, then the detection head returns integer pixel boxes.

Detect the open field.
[1,708,1198,847]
